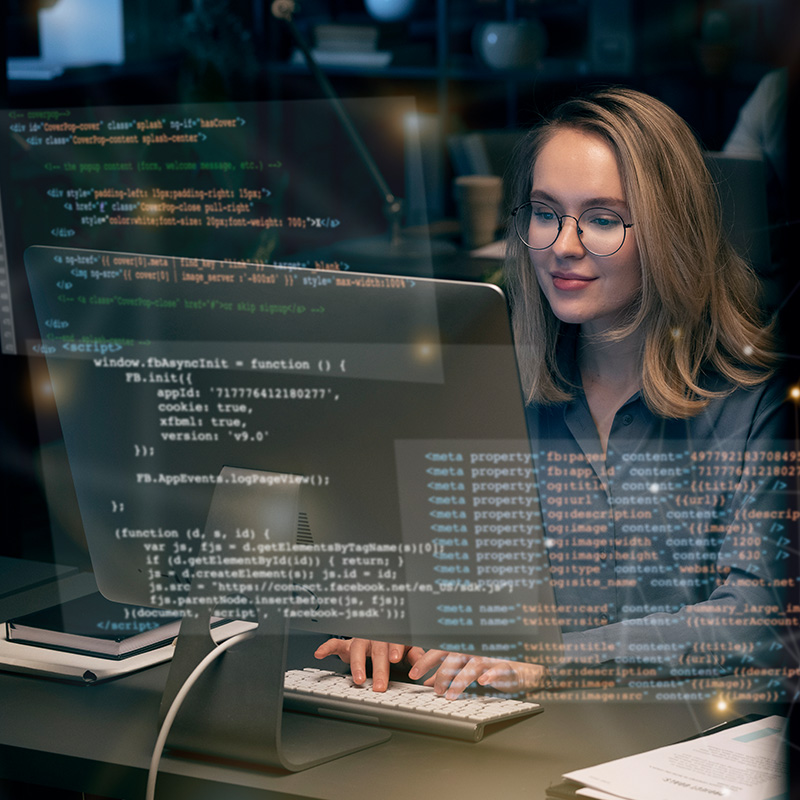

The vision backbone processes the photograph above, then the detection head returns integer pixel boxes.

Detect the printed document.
[563,715,788,800]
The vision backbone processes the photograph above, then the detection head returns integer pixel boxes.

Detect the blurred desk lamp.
[272,0,451,272]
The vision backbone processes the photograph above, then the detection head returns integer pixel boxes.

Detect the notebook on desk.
[0,591,255,683]
[5,591,183,659]
[4,591,253,660]
[0,632,176,683]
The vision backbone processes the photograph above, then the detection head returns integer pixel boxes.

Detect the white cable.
[146,630,256,800]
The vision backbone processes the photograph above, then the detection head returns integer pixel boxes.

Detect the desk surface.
[0,656,772,800]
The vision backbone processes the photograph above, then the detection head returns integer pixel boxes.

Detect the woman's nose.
[551,215,585,258]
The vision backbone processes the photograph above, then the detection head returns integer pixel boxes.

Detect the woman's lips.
[552,273,596,291]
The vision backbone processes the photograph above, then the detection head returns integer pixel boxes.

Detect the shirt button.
[599,614,609,624]
[621,414,633,426]
[598,551,608,561]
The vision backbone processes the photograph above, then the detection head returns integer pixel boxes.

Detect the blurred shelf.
[266,56,590,83]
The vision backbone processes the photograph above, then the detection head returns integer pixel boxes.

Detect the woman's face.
[528,127,641,336]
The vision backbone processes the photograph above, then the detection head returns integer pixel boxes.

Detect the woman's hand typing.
[409,650,550,698]
[315,638,549,698]
[314,637,426,692]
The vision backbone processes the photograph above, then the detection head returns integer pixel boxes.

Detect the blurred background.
[0,8,797,798]
[3,0,797,212]
[0,0,797,575]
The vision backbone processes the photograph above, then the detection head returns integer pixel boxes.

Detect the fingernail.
[408,668,419,679]
[353,670,365,683]
[374,679,386,691]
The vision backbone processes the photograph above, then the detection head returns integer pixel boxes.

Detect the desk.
[0,566,790,799]
[0,658,775,800]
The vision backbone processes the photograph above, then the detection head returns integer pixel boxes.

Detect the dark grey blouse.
[526,371,794,682]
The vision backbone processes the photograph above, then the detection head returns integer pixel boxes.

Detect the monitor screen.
[24,244,561,661]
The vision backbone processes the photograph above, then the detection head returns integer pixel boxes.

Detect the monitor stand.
[158,468,391,771]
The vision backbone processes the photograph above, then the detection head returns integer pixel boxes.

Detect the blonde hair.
[505,86,775,418]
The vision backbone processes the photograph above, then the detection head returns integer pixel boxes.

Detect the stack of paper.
[549,715,788,800]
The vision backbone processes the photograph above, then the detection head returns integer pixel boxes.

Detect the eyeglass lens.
[514,201,628,256]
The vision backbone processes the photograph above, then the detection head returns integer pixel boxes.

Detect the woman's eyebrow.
[529,189,628,209]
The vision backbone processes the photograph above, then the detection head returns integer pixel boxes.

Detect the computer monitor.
[24,244,561,769]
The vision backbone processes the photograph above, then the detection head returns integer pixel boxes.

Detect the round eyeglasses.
[511,201,634,257]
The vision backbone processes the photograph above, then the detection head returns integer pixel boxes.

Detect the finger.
[313,638,348,661]
[347,638,370,684]
[492,661,550,692]
[444,659,488,700]
[477,664,519,693]
[387,642,406,664]
[480,662,547,694]
[371,640,398,692]
[432,653,469,696]
[407,649,448,680]
[405,646,427,668]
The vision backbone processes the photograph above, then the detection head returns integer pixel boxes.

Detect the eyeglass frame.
[511,200,634,257]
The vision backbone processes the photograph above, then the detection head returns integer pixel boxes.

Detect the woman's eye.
[586,213,621,228]
[589,217,622,230]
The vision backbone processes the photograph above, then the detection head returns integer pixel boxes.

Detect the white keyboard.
[283,668,543,742]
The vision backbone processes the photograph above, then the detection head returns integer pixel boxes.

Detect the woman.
[316,87,792,698]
